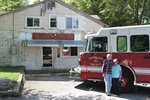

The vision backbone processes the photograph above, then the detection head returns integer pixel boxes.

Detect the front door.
[43,47,52,67]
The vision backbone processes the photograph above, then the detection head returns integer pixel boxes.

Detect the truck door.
[86,37,108,80]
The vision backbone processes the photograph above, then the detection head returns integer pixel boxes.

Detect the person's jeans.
[112,78,121,94]
[104,73,112,93]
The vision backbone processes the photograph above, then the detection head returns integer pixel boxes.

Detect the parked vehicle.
[70,25,150,92]
[63,47,70,56]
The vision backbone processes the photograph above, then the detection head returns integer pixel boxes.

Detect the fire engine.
[70,25,150,93]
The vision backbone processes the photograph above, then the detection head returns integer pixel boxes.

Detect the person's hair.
[106,54,111,58]
[113,58,118,62]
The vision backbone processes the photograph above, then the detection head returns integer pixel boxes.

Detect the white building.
[0,0,108,70]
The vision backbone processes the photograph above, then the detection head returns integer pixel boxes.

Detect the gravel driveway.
[2,74,150,100]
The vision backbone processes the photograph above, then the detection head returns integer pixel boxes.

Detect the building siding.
[0,0,105,70]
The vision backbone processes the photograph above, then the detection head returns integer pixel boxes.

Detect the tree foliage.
[0,0,28,12]
[63,0,150,26]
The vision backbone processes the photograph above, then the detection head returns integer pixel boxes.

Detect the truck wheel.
[121,70,134,93]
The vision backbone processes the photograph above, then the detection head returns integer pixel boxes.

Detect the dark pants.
[112,78,121,94]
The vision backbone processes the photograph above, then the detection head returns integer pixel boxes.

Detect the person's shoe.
[106,93,111,96]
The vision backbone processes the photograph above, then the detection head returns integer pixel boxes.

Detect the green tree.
[100,0,150,26]
[63,0,101,16]
[0,0,28,12]
[63,0,150,26]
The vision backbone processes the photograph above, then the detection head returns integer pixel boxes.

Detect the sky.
[29,0,43,5]
[29,0,34,5]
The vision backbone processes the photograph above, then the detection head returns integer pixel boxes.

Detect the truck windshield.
[90,37,108,52]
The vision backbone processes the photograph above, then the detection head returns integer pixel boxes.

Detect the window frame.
[25,16,41,28]
[130,34,149,52]
[49,15,57,28]
[90,37,108,52]
[117,36,127,52]
[66,17,78,29]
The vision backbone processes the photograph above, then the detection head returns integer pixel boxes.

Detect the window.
[50,15,57,27]
[72,18,78,28]
[89,37,108,52]
[51,2,55,7]
[66,18,72,28]
[26,17,41,28]
[130,35,149,52]
[117,36,127,52]
[66,17,78,29]
[62,47,78,56]
[83,39,88,51]
[71,47,77,56]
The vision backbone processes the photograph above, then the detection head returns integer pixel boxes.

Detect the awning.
[22,40,59,47]
[22,40,84,47]
[61,40,83,47]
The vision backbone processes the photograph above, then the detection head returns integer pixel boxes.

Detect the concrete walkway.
[2,74,150,100]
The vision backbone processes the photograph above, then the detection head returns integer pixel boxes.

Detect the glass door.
[43,47,52,67]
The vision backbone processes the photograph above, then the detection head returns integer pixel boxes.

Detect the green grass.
[0,66,23,83]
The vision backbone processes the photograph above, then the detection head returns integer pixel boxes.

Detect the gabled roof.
[0,0,109,27]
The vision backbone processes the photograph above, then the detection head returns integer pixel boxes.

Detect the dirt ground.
[2,74,150,100]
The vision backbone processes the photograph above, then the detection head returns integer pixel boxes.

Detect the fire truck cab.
[73,25,150,93]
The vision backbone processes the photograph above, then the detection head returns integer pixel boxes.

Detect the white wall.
[0,1,104,70]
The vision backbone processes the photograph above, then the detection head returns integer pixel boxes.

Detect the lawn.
[0,66,22,83]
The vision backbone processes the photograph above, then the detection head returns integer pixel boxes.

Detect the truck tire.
[121,70,134,93]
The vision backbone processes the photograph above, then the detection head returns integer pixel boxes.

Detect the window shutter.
[58,17,65,29]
